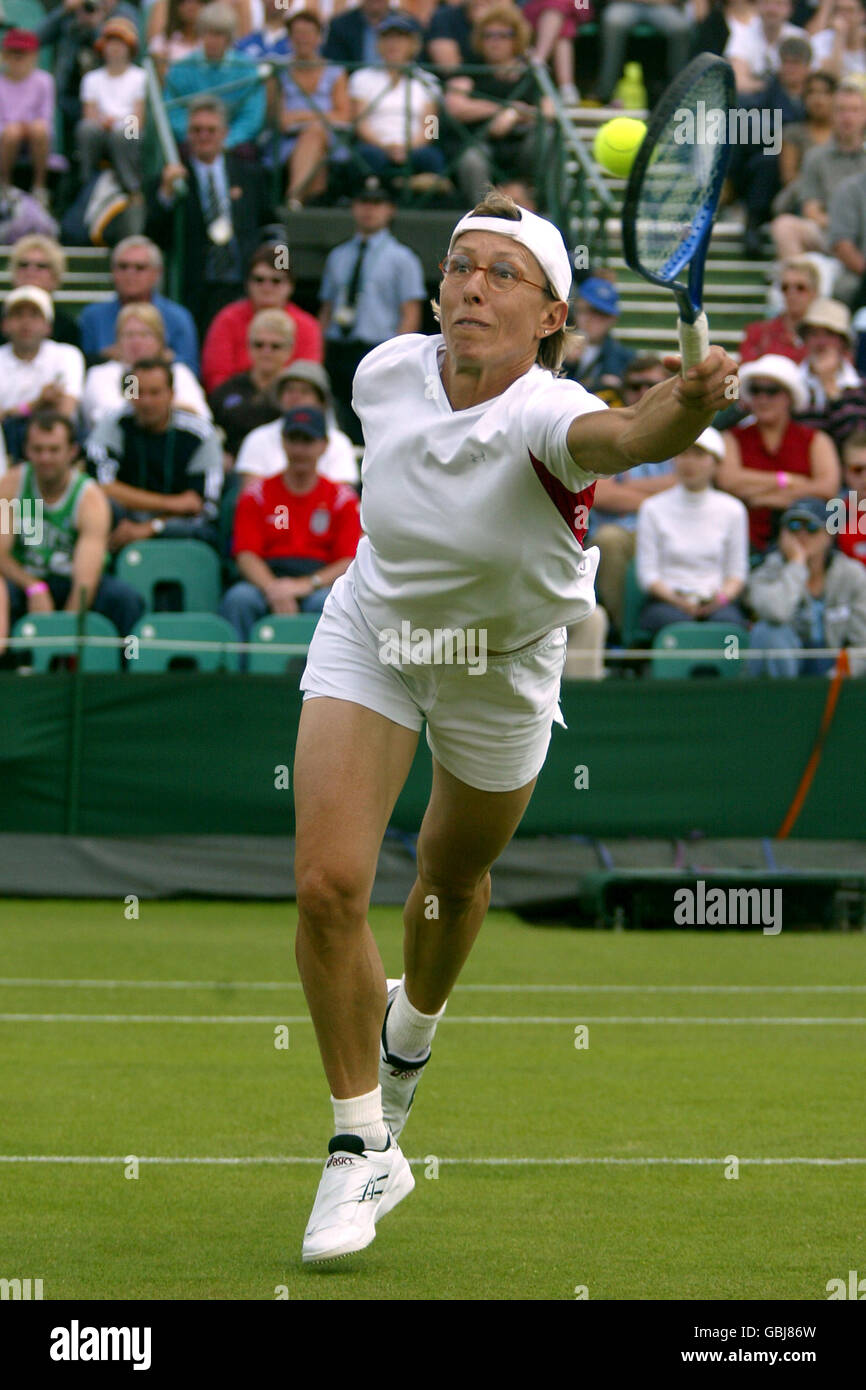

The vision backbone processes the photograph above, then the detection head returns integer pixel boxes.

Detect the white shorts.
[299,573,568,793]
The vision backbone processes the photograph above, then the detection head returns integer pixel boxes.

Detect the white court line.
[0,1154,863,1167]
[0,980,864,994]
[0,1013,864,1025]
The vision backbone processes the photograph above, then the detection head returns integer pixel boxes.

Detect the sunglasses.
[17,259,51,270]
[782,282,810,292]
[749,382,784,396]
[251,339,288,349]
[785,518,821,533]
[483,28,516,37]
[250,273,285,285]
[846,462,866,474]
[115,262,152,271]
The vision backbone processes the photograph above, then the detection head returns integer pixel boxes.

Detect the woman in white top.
[81,302,210,430]
[296,190,738,1264]
[811,0,866,78]
[348,13,445,187]
[76,18,147,195]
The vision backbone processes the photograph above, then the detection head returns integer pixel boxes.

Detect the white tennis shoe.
[379,977,432,1141]
[302,1131,414,1263]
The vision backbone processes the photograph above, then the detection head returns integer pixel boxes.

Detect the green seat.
[620,557,651,649]
[116,540,221,613]
[247,614,320,674]
[650,623,750,679]
[0,0,47,32]
[11,611,120,672]
[130,612,239,672]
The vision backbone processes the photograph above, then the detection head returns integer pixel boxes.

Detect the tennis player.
[296,190,738,1262]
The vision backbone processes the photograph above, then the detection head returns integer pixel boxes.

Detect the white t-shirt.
[348,67,439,146]
[0,340,85,412]
[81,359,211,431]
[636,483,749,599]
[724,19,808,80]
[80,65,147,124]
[349,333,605,651]
[810,29,866,75]
[234,417,360,486]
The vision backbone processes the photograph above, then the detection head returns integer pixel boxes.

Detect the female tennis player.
[295,190,738,1263]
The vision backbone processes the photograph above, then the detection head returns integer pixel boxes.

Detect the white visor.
[448,208,573,303]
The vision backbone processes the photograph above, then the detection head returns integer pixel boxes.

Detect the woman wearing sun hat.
[717,352,840,552]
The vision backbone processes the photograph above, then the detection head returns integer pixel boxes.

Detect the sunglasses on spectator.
[785,518,821,533]
[782,281,810,292]
[483,28,516,37]
[749,382,784,396]
[17,259,51,270]
[251,338,288,349]
[846,462,866,474]
[250,273,286,285]
[116,261,152,271]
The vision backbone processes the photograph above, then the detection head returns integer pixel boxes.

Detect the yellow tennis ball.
[593,117,647,178]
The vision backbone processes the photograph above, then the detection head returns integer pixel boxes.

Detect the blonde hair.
[779,256,821,292]
[471,4,532,57]
[248,308,297,346]
[11,234,66,286]
[432,188,574,372]
[116,302,165,344]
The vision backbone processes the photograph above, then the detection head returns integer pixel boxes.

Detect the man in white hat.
[0,285,85,461]
[718,352,840,551]
[636,428,750,634]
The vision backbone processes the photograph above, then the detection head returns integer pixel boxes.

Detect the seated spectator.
[348,13,445,192]
[78,235,200,373]
[148,0,204,81]
[0,30,54,209]
[77,18,145,202]
[836,426,866,562]
[323,0,396,64]
[148,97,277,338]
[739,257,819,362]
[1,236,80,348]
[598,0,691,105]
[234,358,359,486]
[636,427,750,636]
[208,308,296,460]
[811,0,866,77]
[427,0,498,69]
[772,80,866,260]
[85,358,223,552]
[587,355,676,637]
[0,408,144,657]
[0,286,84,461]
[718,353,840,550]
[774,69,835,215]
[690,0,758,60]
[826,157,866,304]
[796,296,861,408]
[725,0,807,94]
[82,302,210,430]
[561,277,634,401]
[747,494,866,673]
[444,6,550,207]
[164,2,265,152]
[220,405,361,654]
[35,0,138,152]
[235,0,292,60]
[279,10,350,208]
[201,243,322,393]
[522,0,592,105]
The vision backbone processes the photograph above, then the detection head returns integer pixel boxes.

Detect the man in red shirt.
[220,405,361,654]
[200,244,323,392]
[836,428,866,565]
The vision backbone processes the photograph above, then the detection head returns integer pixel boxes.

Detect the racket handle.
[678,313,710,371]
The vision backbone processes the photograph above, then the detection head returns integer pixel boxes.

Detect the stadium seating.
[650,622,751,680]
[11,610,120,672]
[619,558,651,650]
[116,540,222,614]
[130,612,240,672]
[247,613,320,675]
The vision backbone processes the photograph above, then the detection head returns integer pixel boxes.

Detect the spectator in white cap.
[636,427,750,636]
[718,352,840,552]
[796,296,862,411]
[0,284,84,461]
[293,186,739,1265]
[561,275,634,401]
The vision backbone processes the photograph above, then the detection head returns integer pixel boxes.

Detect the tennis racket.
[621,53,736,373]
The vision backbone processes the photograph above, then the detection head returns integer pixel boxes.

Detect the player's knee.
[296,863,368,932]
[415,851,489,911]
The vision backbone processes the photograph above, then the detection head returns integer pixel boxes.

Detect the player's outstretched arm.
[567,346,738,476]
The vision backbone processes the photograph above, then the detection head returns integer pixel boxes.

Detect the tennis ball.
[593,117,646,178]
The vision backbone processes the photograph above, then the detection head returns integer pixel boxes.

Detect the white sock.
[331,1085,389,1149]
[385,978,446,1062]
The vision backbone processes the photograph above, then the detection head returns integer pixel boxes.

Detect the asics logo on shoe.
[325,1155,357,1169]
[360,1174,387,1202]
[389,1066,421,1079]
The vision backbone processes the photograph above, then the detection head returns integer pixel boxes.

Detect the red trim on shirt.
[528,449,596,545]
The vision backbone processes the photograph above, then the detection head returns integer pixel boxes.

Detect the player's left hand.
[662,346,739,414]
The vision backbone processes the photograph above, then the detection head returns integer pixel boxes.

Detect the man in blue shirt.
[164,1,266,151]
[323,0,395,65]
[235,0,292,60]
[77,236,200,373]
[318,179,426,444]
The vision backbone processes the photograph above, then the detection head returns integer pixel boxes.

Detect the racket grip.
[678,313,710,371]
